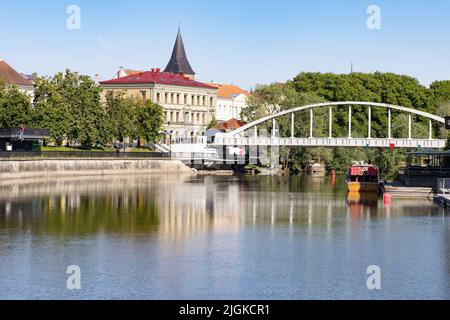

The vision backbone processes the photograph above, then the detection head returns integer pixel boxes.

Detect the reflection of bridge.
[214,102,446,149]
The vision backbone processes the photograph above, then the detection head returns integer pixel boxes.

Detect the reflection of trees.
[0,191,160,235]
[0,175,445,239]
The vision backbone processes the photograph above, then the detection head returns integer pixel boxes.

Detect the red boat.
[346,162,380,193]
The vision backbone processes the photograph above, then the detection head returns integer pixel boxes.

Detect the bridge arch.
[229,101,444,137]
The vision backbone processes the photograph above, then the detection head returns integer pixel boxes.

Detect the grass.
[42,146,116,152]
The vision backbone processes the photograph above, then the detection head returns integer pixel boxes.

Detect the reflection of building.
[99,29,218,139]
[211,83,250,121]
[0,59,34,100]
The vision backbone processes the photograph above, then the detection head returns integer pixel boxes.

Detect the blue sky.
[1,0,450,90]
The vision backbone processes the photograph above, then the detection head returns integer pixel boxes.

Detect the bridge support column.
[429,119,433,140]
[388,108,392,139]
[310,109,314,138]
[348,106,352,138]
[368,106,372,139]
[291,113,295,138]
[408,113,412,140]
[272,119,276,138]
[254,126,258,138]
[329,107,332,138]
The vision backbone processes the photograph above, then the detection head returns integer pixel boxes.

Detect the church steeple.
[164,27,196,79]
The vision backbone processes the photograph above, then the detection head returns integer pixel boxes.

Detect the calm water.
[0,174,449,300]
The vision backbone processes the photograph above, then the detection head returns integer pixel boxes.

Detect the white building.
[0,59,34,101]
[211,84,250,121]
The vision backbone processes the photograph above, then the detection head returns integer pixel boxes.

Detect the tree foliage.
[0,80,33,128]
[248,72,449,178]
[136,100,164,144]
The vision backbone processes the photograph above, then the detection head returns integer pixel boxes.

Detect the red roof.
[0,60,33,86]
[212,118,245,131]
[100,70,216,89]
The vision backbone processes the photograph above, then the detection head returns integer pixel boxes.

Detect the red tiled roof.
[0,60,33,86]
[213,118,246,131]
[210,83,250,99]
[100,70,216,89]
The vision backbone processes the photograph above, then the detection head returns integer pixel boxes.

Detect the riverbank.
[0,159,193,180]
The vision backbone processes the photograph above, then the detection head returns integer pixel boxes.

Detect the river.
[0,174,448,299]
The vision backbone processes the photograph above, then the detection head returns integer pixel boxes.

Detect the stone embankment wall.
[0,159,193,180]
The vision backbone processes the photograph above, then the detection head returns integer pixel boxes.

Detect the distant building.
[99,29,218,139]
[0,59,34,100]
[206,118,245,143]
[211,83,250,121]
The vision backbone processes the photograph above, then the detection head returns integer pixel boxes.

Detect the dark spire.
[163,27,195,77]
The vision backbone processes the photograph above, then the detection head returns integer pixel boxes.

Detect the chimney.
[94,74,102,84]
[156,68,161,73]
[118,66,127,78]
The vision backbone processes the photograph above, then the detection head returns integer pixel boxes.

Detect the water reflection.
[0,175,445,236]
[0,175,448,299]
[0,176,441,235]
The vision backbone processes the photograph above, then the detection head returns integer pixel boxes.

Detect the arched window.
[156,93,161,103]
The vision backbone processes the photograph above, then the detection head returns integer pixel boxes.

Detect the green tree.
[0,80,33,128]
[207,116,218,130]
[32,75,73,145]
[136,101,164,144]
[104,91,138,142]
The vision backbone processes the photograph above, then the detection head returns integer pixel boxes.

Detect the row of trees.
[243,72,450,178]
[0,70,164,149]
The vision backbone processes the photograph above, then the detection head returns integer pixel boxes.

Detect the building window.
[165,93,168,104]
[202,114,206,124]
[210,97,214,106]
[157,93,161,103]
[140,90,147,101]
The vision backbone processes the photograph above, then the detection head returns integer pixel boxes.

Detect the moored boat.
[346,162,380,193]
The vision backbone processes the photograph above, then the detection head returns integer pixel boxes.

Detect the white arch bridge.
[214,102,447,149]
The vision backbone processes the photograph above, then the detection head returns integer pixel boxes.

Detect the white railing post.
[310,109,314,138]
[368,105,372,139]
